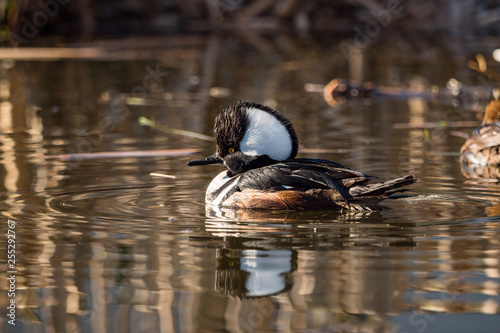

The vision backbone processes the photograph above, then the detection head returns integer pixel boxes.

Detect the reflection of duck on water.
[203,216,417,299]
[215,239,297,298]
[460,96,500,179]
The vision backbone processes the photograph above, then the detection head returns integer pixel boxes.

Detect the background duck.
[460,98,500,173]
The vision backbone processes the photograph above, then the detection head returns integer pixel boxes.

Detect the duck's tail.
[350,174,417,197]
[345,174,417,211]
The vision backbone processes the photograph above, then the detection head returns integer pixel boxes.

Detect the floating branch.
[150,172,177,179]
[54,149,200,161]
[319,78,497,107]
[450,131,470,139]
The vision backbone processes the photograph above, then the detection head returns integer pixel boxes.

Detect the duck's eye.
[228,148,235,154]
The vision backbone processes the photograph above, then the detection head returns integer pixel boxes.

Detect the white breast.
[240,108,292,161]
[205,171,239,206]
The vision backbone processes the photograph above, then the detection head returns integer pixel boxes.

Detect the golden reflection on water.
[9,213,499,332]
[1,34,500,332]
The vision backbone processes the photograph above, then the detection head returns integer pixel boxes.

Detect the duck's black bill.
[187,153,222,166]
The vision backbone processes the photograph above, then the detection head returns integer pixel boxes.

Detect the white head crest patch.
[240,107,293,161]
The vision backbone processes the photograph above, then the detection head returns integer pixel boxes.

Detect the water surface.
[1,34,500,332]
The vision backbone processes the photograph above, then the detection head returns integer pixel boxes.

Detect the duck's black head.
[188,101,299,176]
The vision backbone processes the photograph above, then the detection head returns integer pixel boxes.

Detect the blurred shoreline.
[2,0,500,47]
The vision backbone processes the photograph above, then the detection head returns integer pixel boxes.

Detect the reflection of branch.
[475,7,500,26]
[236,0,274,22]
[351,0,385,12]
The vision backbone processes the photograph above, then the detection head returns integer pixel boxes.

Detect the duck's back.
[207,159,416,211]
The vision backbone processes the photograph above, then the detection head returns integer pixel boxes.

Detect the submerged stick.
[393,121,479,129]
[139,117,213,141]
[54,149,200,161]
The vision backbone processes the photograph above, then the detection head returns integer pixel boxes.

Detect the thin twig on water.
[150,173,177,179]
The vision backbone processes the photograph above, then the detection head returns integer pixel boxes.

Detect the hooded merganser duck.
[460,99,500,169]
[188,101,417,211]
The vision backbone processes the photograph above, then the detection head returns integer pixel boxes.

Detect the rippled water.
[1,34,500,332]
